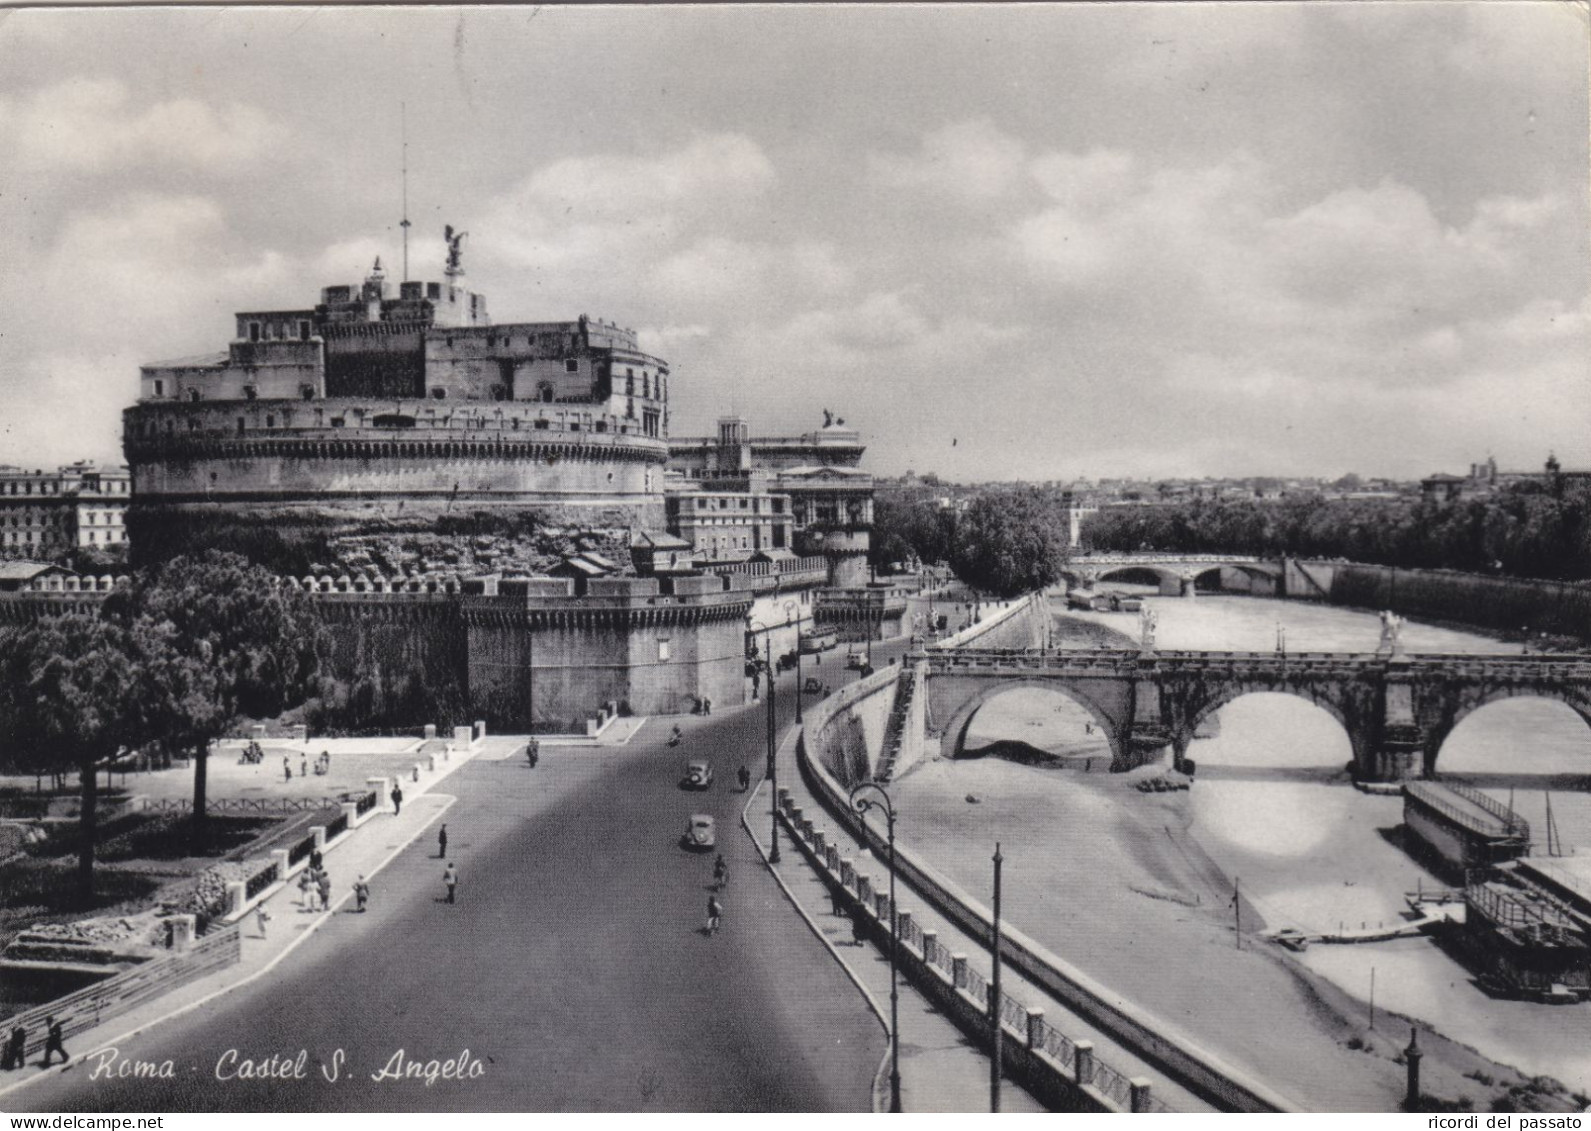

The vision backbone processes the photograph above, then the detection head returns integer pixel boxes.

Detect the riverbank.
[889,754,1575,1111]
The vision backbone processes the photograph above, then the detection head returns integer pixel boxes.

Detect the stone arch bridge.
[1063,553,1284,598]
[922,648,1591,780]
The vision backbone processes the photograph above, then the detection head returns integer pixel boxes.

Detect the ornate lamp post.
[850,780,902,1113]
[750,619,780,863]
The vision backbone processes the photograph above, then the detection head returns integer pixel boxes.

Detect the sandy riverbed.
[893,596,1591,1110]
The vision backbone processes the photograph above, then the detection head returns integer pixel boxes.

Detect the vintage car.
[845,651,870,671]
[682,814,716,851]
[683,760,714,790]
[798,628,839,654]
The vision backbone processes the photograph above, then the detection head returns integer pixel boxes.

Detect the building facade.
[124,250,673,560]
[0,463,130,558]
[668,416,874,586]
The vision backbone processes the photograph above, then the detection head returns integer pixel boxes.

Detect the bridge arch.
[1428,687,1591,777]
[1189,563,1283,595]
[1175,682,1368,772]
[938,678,1126,767]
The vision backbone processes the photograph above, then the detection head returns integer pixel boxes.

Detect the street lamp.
[750,618,780,864]
[850,780,902,1113]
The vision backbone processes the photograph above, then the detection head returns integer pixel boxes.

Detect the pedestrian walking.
[283,756,292,782]
[850,908,868,947]
[712,853,729,890]
[353,875,370,912]
[299,869,315,911]
[706,894,723,935]
[309,847,324,872]
[829,882,846,917]
[391,782,404,816]
[737,765,750,792]
[443,862,458,904]
[526,738,539,768]
[438,823,448,859]
[40,1016,67,1068]
[300,755,308,778]
[255,904,271,939]
[2,1024,24,1070]
[317,870,332,913]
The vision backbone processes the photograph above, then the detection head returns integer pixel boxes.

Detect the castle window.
[265,414,275,428]
[431,387,447,400]
[533,419,549,431]
[330,417,345,428]
[569,421,580,432]
[236,417,246,435]
[564,359,579,373]
[511,418,520,430]
[153,380,165,397]
[243,386,258,401]
[249,322,261,342]
[189,389,202,403]
[538,383,554,404]
[658,639,671,662]
[427,283,441,299]
[491,385,507,402]
[301,384,315,401]
[595,420,607,433]
[299,320,311,341]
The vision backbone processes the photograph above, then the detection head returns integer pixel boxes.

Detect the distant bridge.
[922,647,1591,780]
[1063,553,1284,597]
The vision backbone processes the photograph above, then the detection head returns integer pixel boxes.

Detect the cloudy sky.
[0,3,1585,483]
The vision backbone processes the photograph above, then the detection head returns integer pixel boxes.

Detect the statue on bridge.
[1377,610,1405,657]
[1140,604,1158,651]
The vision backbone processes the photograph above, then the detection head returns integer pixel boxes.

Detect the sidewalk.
[769,729,1217,1114]
[0,741,481,1104]
[745,730,1044,1114]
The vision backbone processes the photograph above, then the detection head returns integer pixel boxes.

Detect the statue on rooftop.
[444,225,468,275]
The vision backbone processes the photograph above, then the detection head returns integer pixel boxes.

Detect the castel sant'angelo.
[124,230,674,562]
[100,229,884,731]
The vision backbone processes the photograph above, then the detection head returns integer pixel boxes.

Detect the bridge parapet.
[922,646,1591,782]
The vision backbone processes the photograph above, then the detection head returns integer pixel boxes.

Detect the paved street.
[9,696,884,1112]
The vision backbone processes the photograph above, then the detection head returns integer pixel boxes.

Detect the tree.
[105,551,325,837]
[0,615,141,900]
[949,487,1069,597]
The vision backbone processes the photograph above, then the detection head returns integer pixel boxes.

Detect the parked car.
[683,760,714,790]
[682,813,716,851]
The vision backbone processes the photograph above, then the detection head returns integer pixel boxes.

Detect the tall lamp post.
[750,619,780,864]
[850,781,902,1113]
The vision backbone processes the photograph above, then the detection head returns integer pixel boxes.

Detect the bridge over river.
[1063,553,1287,597]
[922,647,1591,780]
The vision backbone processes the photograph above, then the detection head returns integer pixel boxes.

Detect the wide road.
[14,671,886,1112]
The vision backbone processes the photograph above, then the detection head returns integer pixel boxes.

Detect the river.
[954,592,1591,1098]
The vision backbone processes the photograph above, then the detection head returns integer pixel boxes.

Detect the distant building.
[668,416,873,586]
[1422,455,1591,501]
[0,462,130,558]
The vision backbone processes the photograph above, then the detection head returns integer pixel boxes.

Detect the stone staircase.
[875,665,920,783]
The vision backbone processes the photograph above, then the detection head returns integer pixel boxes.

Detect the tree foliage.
[0,615,142,899]
[104,551,326,821]
[949,487,1070,598]
[870,485,958,570]
[1080,479,1591,581]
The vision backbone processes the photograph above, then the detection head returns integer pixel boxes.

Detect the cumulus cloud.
[866,118,1030,203]
[0,76,285,175]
